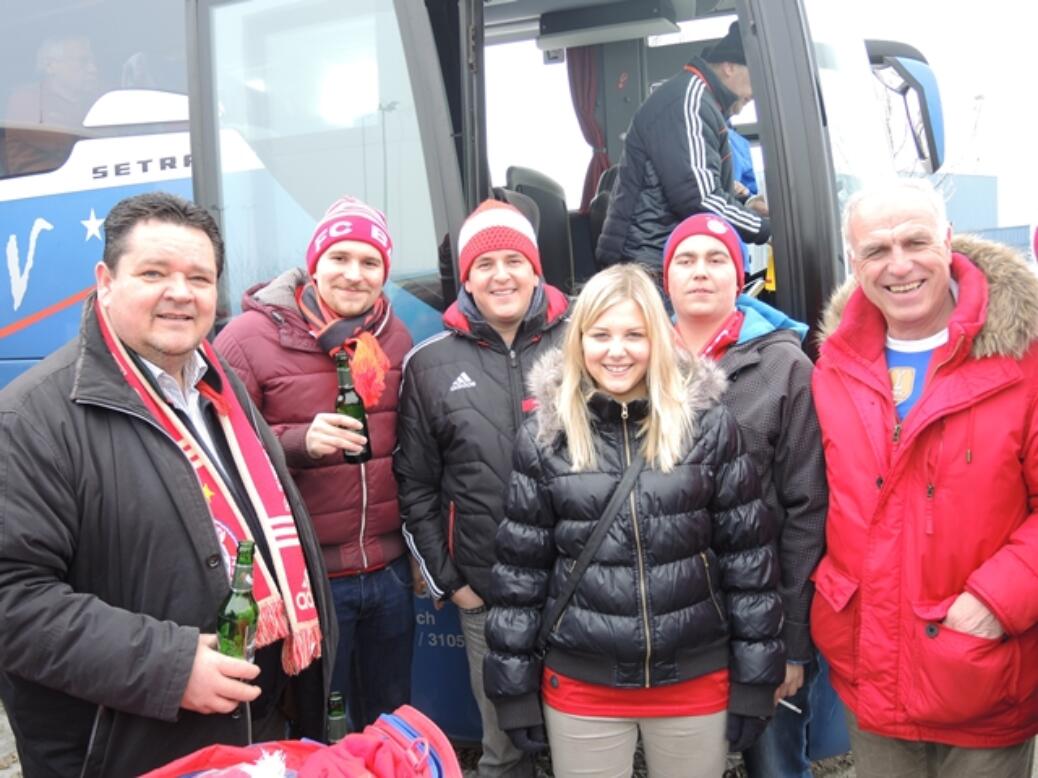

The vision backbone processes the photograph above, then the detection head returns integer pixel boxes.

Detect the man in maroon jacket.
[216,196,414,730]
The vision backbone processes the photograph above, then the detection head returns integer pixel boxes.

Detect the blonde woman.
[483,264,784,778]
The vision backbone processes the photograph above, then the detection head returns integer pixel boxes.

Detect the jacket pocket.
[810,555,860,685]
[904,600,1021,727]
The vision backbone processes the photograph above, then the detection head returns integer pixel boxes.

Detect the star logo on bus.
[81,209,104,242]
[202,484,215,502]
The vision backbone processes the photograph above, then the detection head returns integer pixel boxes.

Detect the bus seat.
[588,165,618,254]
[505,165,574,295]
[491,186,540,234]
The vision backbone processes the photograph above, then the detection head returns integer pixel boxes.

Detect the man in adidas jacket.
[395,200,568,777]
[596,21,769,269]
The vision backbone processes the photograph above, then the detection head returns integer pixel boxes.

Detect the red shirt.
[542,667,729,718]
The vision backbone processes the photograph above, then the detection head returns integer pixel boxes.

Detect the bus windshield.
[802,0,896,227]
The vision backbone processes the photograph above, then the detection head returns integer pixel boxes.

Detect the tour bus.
[0,0,943,755]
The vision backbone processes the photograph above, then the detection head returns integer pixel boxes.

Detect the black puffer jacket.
[484,350,785,730]
[395,284,569,601]
[596,57,769,268]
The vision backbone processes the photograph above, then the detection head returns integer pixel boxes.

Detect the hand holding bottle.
[180,634,261,714]
[305,412,368,459]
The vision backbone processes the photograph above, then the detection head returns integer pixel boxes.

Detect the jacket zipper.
[621,404,653,687]
[78,705,106,778]
[700,552,725,622]
[890,333,964,450]
[447,501,457,559]
[508,348,524,430]
[359,461,369,569]
[550,558,579,633]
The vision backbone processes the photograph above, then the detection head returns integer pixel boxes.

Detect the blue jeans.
[329,554,415,729]
[742,659,818,778]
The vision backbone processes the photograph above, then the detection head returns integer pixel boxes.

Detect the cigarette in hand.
[778,699,803,714]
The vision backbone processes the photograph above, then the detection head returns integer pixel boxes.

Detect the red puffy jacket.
[811,237,1038,748]
[215,268,412,576]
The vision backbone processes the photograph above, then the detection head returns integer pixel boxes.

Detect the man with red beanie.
[665,213,827,777]
[215,195,414,730]
[395,199,569,776]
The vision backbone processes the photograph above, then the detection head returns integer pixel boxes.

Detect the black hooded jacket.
[483,349,785,730]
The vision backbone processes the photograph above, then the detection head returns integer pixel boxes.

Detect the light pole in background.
[378,100,398,213]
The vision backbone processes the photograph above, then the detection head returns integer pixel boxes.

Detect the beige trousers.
[543,704,727,778]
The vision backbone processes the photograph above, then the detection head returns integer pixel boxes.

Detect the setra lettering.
[91,154,193,179]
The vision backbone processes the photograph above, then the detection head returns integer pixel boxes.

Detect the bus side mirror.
[865,40,945,174]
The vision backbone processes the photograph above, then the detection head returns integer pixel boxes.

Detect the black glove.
[506,724,549,755]
[726,714,770,753]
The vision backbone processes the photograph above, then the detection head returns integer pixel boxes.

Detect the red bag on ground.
[140,740,326,777]
[304,705,461,778]
[141,705,461,778]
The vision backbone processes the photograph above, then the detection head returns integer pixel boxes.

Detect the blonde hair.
[559,264,692,473]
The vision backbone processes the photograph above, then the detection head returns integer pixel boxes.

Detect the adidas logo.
[450,371,477,392]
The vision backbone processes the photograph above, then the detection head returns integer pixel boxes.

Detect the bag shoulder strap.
[535,453,646,652]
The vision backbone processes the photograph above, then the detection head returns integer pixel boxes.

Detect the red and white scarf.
[95,302,322,675]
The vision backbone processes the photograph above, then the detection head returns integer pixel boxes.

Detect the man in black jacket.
[596,21,770,270]
[395,199,568,777]
[0,192,335,778]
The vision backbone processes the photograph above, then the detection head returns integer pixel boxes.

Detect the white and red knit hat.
[457,200,542,282]
[306,196,393,279]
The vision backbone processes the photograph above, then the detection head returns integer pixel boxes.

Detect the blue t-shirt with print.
[885,329,949,419]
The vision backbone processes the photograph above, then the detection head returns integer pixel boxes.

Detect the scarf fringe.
[282,621,324,676]
[256,595,290,648]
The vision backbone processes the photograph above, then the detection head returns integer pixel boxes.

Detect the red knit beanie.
[457,200,542,282]
[662,213,745,296]
[306,196,393,279]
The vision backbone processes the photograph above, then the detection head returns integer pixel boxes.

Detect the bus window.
[485,40,588,207]
[200,0,444,338]
[1,0,188,179]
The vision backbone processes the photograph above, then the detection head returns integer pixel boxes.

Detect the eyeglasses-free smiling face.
[313,239,385,318]
[95,220,218,381]
[849,189,954,340]
[582,298,651,403]
[463,249,539,335]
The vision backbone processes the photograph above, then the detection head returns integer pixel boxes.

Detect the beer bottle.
[335,351,372,464]
[216,539,259,661]
[326,691,348,744]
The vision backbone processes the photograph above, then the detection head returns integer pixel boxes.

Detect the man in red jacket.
[812,178,1038,777]
[215,196,414,730]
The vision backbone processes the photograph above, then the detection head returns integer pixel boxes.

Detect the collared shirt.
[141,351,227,474]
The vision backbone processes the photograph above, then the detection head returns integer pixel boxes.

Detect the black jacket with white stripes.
[393,283,569,602]
[596,57,770,268]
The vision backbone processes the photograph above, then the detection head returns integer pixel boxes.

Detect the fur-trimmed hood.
[525,346,728,449]
[818,235,1038,359]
